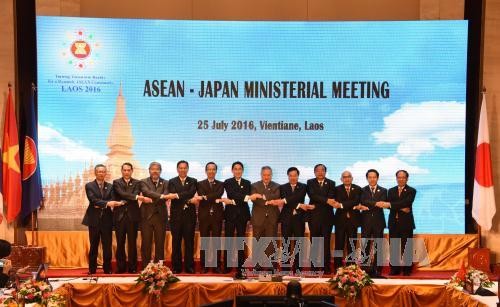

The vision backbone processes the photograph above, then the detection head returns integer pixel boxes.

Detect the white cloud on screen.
[345,155,429,186]
[38,124,107,162]
[372,101,465,160]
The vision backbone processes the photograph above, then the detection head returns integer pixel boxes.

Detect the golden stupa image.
[39,85,146,230]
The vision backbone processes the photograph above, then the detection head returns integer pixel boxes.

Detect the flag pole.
[30,82,38,247]
[31,212,35,246]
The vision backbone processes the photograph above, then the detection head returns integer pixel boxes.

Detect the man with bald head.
[333,171,362,269]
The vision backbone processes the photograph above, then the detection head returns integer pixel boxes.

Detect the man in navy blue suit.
[377,170,416,276]
[306,164,337,274]
[359,169,388,277]
[82,164,121,275]
[220,161,251,279]
[273,167,311,273]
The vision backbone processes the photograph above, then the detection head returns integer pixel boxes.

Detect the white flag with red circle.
[472,93,496,231]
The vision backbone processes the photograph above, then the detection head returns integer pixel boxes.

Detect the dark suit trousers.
[361,225,384,273]
[334,222,358,268]
[88,225,112,273]
[115,214,138,272]
[199,216,223,269]
[389,222,414,274]
[309,221,333,271]
[141,214,166,268]
[281,216,305,269]
[170,213,196,272]
[224,219,247,272]
[253,218,278,270]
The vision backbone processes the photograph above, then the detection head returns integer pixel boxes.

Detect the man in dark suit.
[306,164,337,274]
[334,171,362,269]
[139,162,169,268]
[220,161,251,279]
[359,169,387,277]
[165,160,199,274]
[377,170,416,276]
[197,162,225,273]
[250,166,281,273]
[273,167,310,273]
[113,162,152,273]
[82,164,120,274]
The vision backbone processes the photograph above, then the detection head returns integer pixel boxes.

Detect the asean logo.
[61,29,101,70]
[71,40,91,59]
[22,136,38,181]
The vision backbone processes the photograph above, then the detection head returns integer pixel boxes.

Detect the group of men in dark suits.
[82,161,416,278]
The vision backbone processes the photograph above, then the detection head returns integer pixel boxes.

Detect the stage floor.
[48,275,499,307]
[45,268,462,279]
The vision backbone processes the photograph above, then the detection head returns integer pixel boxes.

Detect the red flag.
[456,261,466,282]
[472,93,496,230]
[2,86,22,223]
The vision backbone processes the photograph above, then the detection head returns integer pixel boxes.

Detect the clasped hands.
[105,200,125,210]
[373,202,410,213]
[327,198,342,209]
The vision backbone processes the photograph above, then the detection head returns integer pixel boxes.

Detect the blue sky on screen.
[36,18,467,232]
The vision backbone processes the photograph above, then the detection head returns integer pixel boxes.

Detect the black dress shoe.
[202,268,209,274]
[403,271,411,276]
[128,269,137,274]
[185,268,195,274]
[234,271,247,280]
[223,268,232,274]
[389,270,401,275]
[103,270,113,274]
[172,269,181,274]
[116,269,127,274]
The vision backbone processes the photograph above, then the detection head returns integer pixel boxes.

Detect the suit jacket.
[197,179,225,222]
[223,177,251,223]
[140,177,169,221]
[306,178,336,224]
[82,180,114,228]
[387,185,417,230]
[168,176,197,223]
[112,177,142,224]
[279,182,307,224]
[334,184,362,227]
[250,180,281,227]
[360,185,387,230]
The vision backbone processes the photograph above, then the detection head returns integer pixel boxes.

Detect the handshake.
[326,198,342,209]
[105,200,126,210]
[353,204,370,211]
[160,193,179,200]
[216,198,234,205]
[297,203,316,211]
[374,201,410,212]
[375,201,391,209]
